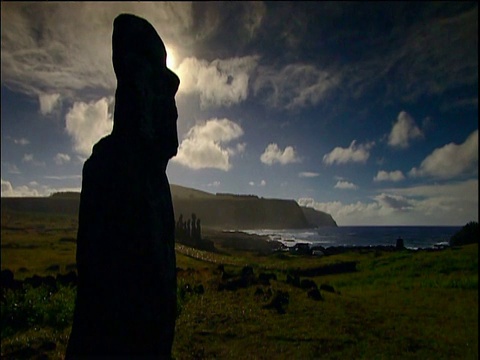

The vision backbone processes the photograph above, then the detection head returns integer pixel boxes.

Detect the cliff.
[171,185,336,229]
[301,206,338,227]
[1,184,337,229]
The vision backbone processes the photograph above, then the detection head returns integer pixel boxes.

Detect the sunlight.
[165,45,176,70]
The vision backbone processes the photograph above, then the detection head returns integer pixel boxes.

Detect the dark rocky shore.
[206,229,450,256]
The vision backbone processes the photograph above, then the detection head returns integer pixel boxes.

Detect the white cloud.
[176,56,259,108]
[243,2,266,38]
[323,140,374,165]
[299,172,319,178]
[2,179,40,197]
[236,143,247,154]
[249,180,267,187]
[1,2,194,98]
[9,137,30,146]
[207,181,221,187]
[1,178,81,197]
[388,111,423,148]
[409,129,478,179]
[383,179,478,223]
[44,175,81,180]
[298,179,478,226]
[65,97,113,157]
[39,93,61,115]
[260,143,300,165]
[172,118,244,171]
[334,181,358,190]
[298,197,385,226]
[54,153,71,165]
[3,163,21,174]
[22,154,33,163]
[22,154,45,167]
[374,193,413,211]
[253,63,340,109]
[374,170,405,182]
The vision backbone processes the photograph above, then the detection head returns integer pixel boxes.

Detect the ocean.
[243,226,462,250]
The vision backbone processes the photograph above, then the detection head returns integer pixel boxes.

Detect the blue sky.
[1,2,478,225]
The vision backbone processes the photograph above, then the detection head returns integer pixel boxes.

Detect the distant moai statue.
[66,14,179,359]
[196,218,202,241]
[186,219,191,238]
[191,213,197,239]
[176,214,184,238]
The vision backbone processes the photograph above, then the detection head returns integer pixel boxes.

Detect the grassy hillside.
[1,209,478,359]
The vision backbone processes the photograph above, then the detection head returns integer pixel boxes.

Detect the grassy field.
[1,209,478,359]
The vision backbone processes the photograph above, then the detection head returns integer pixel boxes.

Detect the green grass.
[172,244,478,359]
[1,210,478,359]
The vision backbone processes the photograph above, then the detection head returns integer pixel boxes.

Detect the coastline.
[204,228,453,255]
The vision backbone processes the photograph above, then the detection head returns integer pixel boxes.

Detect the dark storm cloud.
[249,2,478,109]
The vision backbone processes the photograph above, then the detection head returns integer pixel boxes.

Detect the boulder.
[300,279,318,290]
[396,237,405,250]
[258,272,277,286]
[56,271,77,287]
[307,288,323,301]
[263,290,290,314]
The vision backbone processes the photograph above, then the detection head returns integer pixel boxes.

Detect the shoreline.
[202,228,451,255]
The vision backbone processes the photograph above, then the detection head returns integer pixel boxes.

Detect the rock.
[286,274,300,287]
[265,287,273,299]
[57,271,77,287]
[65,263,77,272]
[300,279,318,290]
[263,290,289,314]
[1,269,22,291]
[254,287,264,297]
[307,288,323,301]
[24,275,44,288]
[44,275,58,292]
[258,272,277,286]
[1,269,14,288]
[241,266,255,286]
[38,341,57,352]
[66,13,180,359]
[46,264,60,272]
[194,284,205,295]
[396,237,405,250]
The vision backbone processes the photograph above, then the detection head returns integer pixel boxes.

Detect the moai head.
[111,14,180,160]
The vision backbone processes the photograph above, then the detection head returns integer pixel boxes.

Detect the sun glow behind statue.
[165,45,176,70]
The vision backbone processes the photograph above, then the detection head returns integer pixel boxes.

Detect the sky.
[1,2,478,226]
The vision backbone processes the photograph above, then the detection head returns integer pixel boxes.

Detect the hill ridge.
[2,184,337,229]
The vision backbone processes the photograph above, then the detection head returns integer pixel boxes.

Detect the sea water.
[242,226,461,250]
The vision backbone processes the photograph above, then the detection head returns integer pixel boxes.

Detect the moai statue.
[67,14,179,359]
[177,214,184,238]
[196,218,202,241]
[186,219,191,239]
[191,213,197,240]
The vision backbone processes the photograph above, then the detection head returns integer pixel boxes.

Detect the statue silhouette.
[66,13,179,359]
